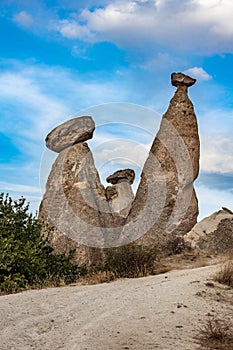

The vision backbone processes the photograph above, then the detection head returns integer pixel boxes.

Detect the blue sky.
[0,0,233,219]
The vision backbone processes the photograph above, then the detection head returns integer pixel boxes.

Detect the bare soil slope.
[1,265,232,350]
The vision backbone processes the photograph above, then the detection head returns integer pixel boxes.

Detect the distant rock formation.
[184,208,233,255]
[106,169,135,218]
[40,72,201,264]
[121,72,200,248]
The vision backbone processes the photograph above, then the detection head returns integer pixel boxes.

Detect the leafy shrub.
[104,244,157,279]
[0,193,81,293]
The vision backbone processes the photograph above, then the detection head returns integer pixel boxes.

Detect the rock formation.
[106,169,135,185]
[106,169,135,218]
[46,116,95,153]
[184,208,233,255]
[120,72,200,248]
[40,116,125,264]
[39,143,104,264]
[40,72,201,263]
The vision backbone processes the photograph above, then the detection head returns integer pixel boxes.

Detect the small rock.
[106,169,135,185]
[46,116,95,152]
[205,282,215,288]
[171,72,196,87]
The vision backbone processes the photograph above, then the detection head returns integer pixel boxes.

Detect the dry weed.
[215,251,233,288]
[197,317,233,350]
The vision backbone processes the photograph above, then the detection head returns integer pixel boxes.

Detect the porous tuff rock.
[120,73,199,248]
[184,208,233,255]
[171,72,196,87]
[39,143,125,264]
[45,116,95,153]
[106,169,135,218]
[106,169,135,185]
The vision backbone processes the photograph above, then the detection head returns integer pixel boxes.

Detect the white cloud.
[58,20,91,39]
[0,63,131,142]
[0,181,40,194]
[0,71,70,139]
[53,0,233,53]
[200,134,233,174]
[0,181,42,213]
[13,11,33,28]
[137,53,185,72]
[184,67,212,81]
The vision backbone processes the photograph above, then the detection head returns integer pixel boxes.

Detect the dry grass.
[155,266,172,275]
[214,251,233,288]
[79,265,172,285]
[79,271,114,285]
[197,317,233,350]
[104,244,158,279]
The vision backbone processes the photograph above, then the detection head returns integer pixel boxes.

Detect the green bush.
[104,244,157,279]
[0,193,81,293]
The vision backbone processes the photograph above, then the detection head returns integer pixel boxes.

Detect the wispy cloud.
[0,62,133,143]
[184,67,212,81]
[13,11,33,28]
[57,20,91,40]
[0,181,40,194]
[0,71,69,139]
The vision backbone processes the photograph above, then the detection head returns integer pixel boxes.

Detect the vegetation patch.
[214,253,233,288]
[0,193,84,294]
[104,244,158,279]
[197,317,233,350]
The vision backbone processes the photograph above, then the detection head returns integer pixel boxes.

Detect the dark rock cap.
[106,169,135,185]
[46,116,95,153]
[171,72,196,87]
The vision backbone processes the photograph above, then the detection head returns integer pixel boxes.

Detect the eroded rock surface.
[184,208,233,255]
[171,72,196,87]
[106,169,135,185]
[46,116,95,153]
[39,143,106,264]
[106,169,135,218]
[121,72,200,248]
[40,73,201,262]
[40,143,125,262]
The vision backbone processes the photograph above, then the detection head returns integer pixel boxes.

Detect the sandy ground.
[1,265,233,350]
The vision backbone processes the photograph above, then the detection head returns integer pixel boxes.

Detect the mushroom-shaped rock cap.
[171,72,196,87]
[46,116,95,153]
[106,169,135,185]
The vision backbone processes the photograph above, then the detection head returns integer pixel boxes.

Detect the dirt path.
[0,265,232,350]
